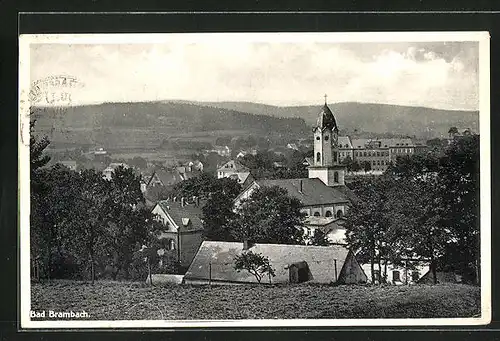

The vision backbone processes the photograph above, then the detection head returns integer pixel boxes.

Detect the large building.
[235,100,354,243]
[151,197,205,270]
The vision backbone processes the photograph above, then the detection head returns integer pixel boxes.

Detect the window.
[411,271,420,282]
[316,136,320,140]
[334,171,339,183]
[333,152,338,162]
[363,152,367,157]
[325,135,329,141]
[392,270,400,282]
[325,211,332,217]
[376,151,380,157]
[377,160,380,166]
[313,211,321,217]
[373,270,381,282]
[169,239,176,250]
[345,144,349,148]
[316,152,321,162]
[336,209,343,218]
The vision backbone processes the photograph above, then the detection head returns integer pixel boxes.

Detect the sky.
[29,38,480,111]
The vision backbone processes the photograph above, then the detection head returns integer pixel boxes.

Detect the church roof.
[253,178,350,206]
[315,104,338,132]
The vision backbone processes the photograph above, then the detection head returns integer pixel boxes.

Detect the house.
[303,216,347,245]
[151,197,205,270]
[102,162,129,180]
[146,168,183,188]
[59,160,77,171]
[337,136,353,162]
[236,151,247,159]
[217,160,255,187]
[183,241,367,285]
[361,259,430,285]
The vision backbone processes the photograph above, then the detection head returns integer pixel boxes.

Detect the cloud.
[29,41,479,110]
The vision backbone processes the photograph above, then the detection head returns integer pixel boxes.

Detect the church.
[234,98,355,244]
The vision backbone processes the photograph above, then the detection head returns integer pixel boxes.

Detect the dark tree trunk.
[89,251,95,285]
[430,254,437,284]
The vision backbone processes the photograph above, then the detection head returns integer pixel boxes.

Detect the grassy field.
[30,280,481,320]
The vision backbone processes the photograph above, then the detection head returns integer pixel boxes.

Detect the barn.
[183,241,367,285]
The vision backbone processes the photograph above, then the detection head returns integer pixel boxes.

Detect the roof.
[59,160,77,167]
[303,157,314,166]
[315,104,338,132]
[252,178,350,206]
[218,160,250,172]
[337,136,352,149]
[184,241,351,284]
[229,172,252,184]
[148,169,182,187]
[351,138,415,149]
[156,200,205,231]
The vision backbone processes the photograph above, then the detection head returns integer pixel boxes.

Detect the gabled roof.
[218,160,250,172]
[251,178,350,206]
[148,169,181,187]
[337,136,352,149]
[184,241,352,284]
[156,200,205,231]
[228,172,252,185]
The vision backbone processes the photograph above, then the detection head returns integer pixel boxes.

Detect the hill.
[30,101,309,150]
[185,101,479,139]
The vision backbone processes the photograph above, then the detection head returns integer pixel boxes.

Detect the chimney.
[181,197,185,207]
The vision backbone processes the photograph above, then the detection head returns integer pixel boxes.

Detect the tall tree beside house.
[102,166,149,280]
[310,229,330,246]
[385,174,449,284]
[201,176,242,241]
[231,186,306,245]
[72,169,112,284]
[344,177,394,283]
[438,135,480,283]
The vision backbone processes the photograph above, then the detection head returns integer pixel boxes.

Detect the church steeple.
[308,96,345,187]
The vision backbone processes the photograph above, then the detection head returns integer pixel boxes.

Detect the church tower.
[308,95,346,187]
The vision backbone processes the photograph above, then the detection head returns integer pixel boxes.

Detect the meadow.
[30,280,481,320]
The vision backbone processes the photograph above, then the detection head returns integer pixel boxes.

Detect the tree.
[200,177,241,241]
[310,229,330,246]
[231,186,306,244]
[438,135,480,283]
[344,177,393,283]
[104,166,148,280]
[234,251,276,284]
[129,156,148,170]
[170,173,241,201]
[448,126,459,137]
[73,169,112,284]
[362,161,372,172]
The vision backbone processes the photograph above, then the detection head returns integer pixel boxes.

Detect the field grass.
[30,280,481,320]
